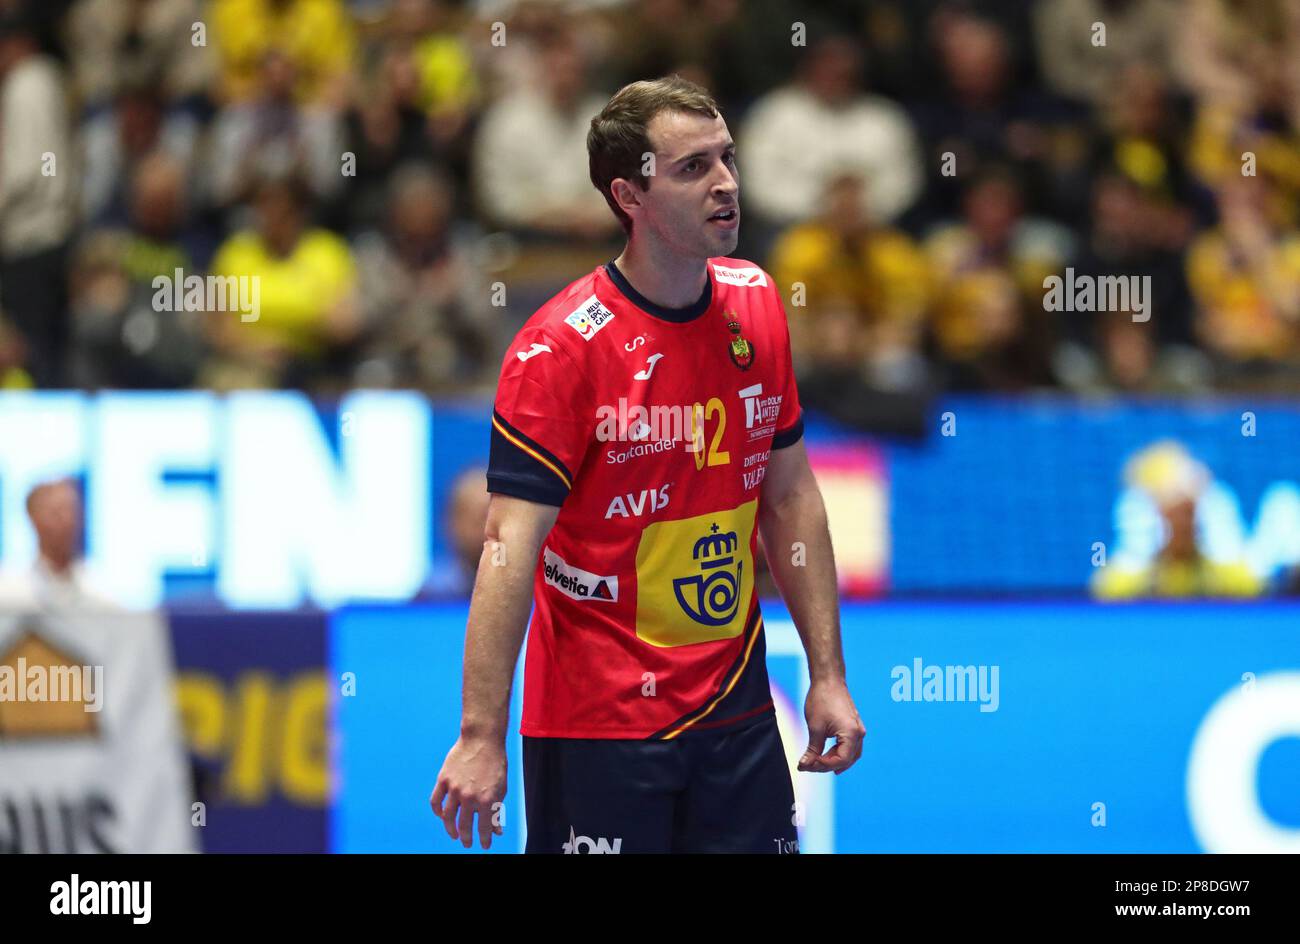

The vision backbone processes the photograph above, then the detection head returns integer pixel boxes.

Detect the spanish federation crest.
[725,315,754,370]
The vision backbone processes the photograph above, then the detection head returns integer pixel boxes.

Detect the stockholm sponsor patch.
[564,295,616,340]
[711,264,768,287]
[543,547,619,601]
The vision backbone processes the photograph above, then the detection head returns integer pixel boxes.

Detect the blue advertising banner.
[329,603,501,854]
[4,392,1299,603]
[837,600,1300,852]
[330,601,1300,853]
[170,610,329,853]
[882,397,1300,593]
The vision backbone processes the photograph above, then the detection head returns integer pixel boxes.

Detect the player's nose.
[712,166,739,199]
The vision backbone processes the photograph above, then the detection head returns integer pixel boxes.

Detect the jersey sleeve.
[770,286,805,450]
[487,326,593,506]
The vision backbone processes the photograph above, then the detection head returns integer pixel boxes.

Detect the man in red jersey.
[431,75,864,853]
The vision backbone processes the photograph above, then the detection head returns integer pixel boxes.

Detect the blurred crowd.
[0,0,1299,414]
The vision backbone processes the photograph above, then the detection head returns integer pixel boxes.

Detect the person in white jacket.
[739,35,922,228]
[0,10,76,386]
[0,479,116,612]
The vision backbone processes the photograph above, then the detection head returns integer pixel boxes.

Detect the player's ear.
[610,177,644,218]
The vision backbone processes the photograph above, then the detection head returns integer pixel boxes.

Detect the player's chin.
[706,225,740,255]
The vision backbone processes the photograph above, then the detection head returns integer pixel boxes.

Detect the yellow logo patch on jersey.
[633,499,756,648]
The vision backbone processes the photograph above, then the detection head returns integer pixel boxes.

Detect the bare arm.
[431,492,559,848]
[459,493,558,738]
[758,440,865,774]
[758,439,843,682]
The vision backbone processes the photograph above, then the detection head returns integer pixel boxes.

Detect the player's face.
[639,110,740,258]
[30,483,80,561]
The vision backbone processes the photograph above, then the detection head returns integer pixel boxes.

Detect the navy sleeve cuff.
[771,411,804,449]
[485,471,568,507]
[487,411,573,506]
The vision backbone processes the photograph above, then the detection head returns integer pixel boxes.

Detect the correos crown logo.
[673,522,743,627]
[633,500,756,647]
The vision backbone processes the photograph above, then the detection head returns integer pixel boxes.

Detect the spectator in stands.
[784,293,933,437]
[0,479,116,610]
[606,0,721,90]
[1175,0,1300,233]
[0,9,76,387]
[389,0,478,150]
[450,465,491,590]
[204,173,360,390]
[1053,163,1202,387]
[124,148,212,271]
[603,0,800,114]
[466,0,590,99]
[211,0,356,106]
[64,0,214,112]
[343,0,481,232]
[1183,24,1300,216]
[1092,441,1263,599]
[1185,174,1300,383]
[1056,306,1212,396]
[422,464,490,597]
[1093,63,1199,247]
[924,167,1067,390]
[206,47,347,220]
[1089,308,1169,393]
[739,35,922,230]
[350,162,495,392]
[68,152,209,389]
[471,28,614,241]
[1172,0,1300,114]
[1032,0,1178,108]
[913,9,1071,225]
[0,316,32,388]
[769,172,932,395]
[80,76,201,226]
[345,39,439,232]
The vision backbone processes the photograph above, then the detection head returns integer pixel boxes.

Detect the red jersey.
[487,257,804,739]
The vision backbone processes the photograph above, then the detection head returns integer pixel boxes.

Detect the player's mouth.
[707,207,739,229]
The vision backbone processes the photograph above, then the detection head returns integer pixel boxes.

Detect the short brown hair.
[588,75,720,236]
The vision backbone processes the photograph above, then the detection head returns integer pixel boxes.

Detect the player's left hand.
[799,677,865,775]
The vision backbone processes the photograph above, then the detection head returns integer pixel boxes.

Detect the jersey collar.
[604,260,712,324]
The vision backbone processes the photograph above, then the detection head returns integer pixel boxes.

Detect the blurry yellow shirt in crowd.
[1,368,33,389]
[212,0,356,103]
[415,34,477,116]
[209,229,356,356]
[1185,231,1300,360]
[1189,102,1300,211]
[769,224,931,324]
[925,225,1061,360]
[1113,137,1170,193]
[1092,557,1263,600]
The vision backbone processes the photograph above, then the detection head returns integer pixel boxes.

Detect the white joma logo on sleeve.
[517,342,551,361]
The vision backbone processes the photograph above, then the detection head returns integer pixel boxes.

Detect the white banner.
[0,610,197,853]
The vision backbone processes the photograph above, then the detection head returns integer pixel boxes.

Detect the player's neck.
[612,239,709,310]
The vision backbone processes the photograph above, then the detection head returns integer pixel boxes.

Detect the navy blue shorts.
[522,714,799,854]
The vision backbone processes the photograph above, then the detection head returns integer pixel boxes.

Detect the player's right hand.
[430,735,508,850]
